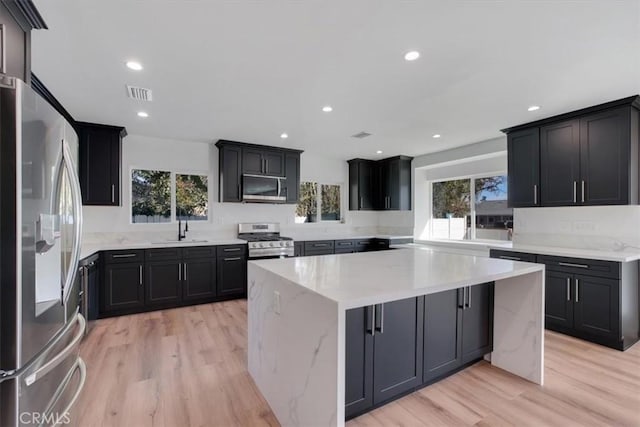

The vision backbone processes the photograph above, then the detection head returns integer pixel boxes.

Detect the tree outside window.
[295,182,341,223]
[431,175,512,241]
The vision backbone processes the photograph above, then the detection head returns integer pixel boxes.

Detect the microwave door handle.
[61,139,83,307]
[277,178,282,198]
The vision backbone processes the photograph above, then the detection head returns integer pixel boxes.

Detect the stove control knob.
[259,243,267,248]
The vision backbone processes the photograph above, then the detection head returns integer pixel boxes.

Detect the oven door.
[242,174,285,202]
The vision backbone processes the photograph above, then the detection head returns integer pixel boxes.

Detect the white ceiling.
[32,1,640,160]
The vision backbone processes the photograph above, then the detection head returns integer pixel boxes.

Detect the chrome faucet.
[178,216,189,241]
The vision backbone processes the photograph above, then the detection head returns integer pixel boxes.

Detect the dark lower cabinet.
[423,289,461,382]
[573,275,620,339]
[145,261,182,306]
[345,307,374,418]
[546,268,621,343]
[544,271,574,329]
[183,258,217,301]
[102,262,145,313]
[423,283,494,384]
[217,254,247,296]
[372,298,424,404]
[345,297,424,419]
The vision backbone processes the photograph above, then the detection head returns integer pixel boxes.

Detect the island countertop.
[249,246,544,309]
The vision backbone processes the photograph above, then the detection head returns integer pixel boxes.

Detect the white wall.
[82,135,380,243]
[514,205,640,251]
[413,137,508,240]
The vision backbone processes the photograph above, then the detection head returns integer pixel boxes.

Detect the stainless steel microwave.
[242,174,286,202]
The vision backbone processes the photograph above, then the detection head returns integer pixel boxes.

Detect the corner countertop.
[80,239,247,260]
[249,246,543,309]
[487,242,640,263]
[285,233,413,242]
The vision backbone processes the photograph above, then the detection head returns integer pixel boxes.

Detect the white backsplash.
[513,205,640,251]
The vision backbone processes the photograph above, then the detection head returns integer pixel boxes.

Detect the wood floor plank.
[72,302,640,427]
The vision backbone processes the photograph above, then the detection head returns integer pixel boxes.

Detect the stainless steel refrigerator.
[0,77,86,426]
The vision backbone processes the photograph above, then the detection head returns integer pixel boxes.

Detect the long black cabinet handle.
[366,306,374,336]
[374,304,383,333]
[467,287,472,309]
[458,288,464,308]
[558,262,589,269]
[224,257,242,261]
[499,255,521,261]
[112,253,137,258]
[224,248,242,252]
[575,279,579,303]
[566,277,571,301]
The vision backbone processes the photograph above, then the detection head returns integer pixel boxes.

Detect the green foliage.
[176,174,208,220]
[433,176,505,218]
[296,182,317,218]
[321,184,340,220]
[132,170,171,222]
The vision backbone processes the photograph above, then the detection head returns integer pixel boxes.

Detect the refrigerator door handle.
[43,357,87,425]
[24,313,86,386]
[61,138,83,307]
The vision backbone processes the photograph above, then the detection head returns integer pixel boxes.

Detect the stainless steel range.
[238,223,294,259]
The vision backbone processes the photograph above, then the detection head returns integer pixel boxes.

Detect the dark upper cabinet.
[348,159,377,210]
[0,1,47,83]
[218,143,242,202]
[349,156,413,211]
[579,108,631,205]
[378,156,412,210]
[76,122,127,206]
[423,283,493,384]
[284,152,301,203]
[507,128,540,207]
[145,260,182,307]
[540,119,581,207]
[242,147,284,176]
[102,262,144,313]
[216,140,303,203]
[503,96,640,208]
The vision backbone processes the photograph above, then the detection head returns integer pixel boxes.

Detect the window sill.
[414,239,512,251]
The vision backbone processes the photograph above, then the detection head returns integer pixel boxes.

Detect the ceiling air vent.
[351,131,372,139]
[126,85,153,101]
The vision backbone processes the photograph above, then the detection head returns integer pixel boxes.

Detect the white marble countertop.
[249,246,543,309]
[80,238,246,260]
[285,233,413,242]
[488,242,640,262]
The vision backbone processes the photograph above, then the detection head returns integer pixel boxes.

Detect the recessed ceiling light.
[376,150,383,154]
[126,61,143,71]
[322,106,333,112]
[432,134,441,138]
[528,105,540,111]
[404,51,420,61]
[280,133,288,139]
[137,111,149,118]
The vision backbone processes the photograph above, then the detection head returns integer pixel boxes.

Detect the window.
[132,170,171,223]
[131,169,209,224]
[295,182,341,223]
[176,174,209,221]
[431,175,512,241]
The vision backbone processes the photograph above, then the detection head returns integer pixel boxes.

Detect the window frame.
[296,181,343,224]
[429,171,511,241]
[129,166,211,225]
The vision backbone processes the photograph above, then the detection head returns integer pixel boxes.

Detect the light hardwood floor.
[71,300,640,427]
